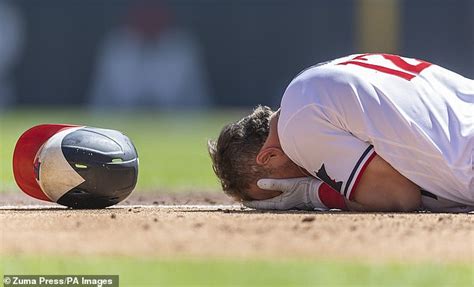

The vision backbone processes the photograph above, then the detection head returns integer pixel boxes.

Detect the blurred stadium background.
[1,0,473,109]
[1,0,473,286]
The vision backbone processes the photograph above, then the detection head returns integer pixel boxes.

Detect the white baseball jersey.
[278,54,474,210]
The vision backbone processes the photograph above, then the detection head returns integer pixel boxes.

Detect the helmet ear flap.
[32,127,86,202]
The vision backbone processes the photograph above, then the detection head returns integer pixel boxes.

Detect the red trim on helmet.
[12,124,78,202]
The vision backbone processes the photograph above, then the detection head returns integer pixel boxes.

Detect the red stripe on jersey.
[318,183,347,210]
[348,152,377,200]
[382,54,432,74]
[339,61,416,81]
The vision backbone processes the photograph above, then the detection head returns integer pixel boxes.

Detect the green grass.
[2,256,472,287]
[0,108,246,191]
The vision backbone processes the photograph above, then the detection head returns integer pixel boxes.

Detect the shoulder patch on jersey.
[315,164,343,192]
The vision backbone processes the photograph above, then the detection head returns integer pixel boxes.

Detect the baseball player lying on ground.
[209,53,474,213]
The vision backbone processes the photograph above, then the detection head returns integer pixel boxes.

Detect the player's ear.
[256,147,285,166]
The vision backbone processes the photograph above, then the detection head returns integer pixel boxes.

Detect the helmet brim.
[13,124,79,201]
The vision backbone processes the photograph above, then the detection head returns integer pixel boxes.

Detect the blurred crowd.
[0,1,24,109]
[0,0,210,110]
[1,0,472,110]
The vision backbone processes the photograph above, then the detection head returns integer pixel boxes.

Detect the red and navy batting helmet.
[13,124,139,208]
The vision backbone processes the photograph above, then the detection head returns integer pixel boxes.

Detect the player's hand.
[243,177,329,211]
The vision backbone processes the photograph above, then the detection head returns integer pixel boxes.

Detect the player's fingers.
[257,178,302,192]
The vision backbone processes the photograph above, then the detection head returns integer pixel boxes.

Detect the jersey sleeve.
[279,105,376,200]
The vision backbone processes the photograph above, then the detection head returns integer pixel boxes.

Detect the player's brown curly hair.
[208,105,273,201]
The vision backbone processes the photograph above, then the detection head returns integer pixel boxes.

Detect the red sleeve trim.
[318,183,347,210]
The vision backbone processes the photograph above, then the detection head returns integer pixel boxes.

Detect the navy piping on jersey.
[343,145,374,197]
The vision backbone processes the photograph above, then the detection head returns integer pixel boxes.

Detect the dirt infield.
[1,191,473,263]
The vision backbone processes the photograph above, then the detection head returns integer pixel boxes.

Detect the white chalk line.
[0,204,243,211]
